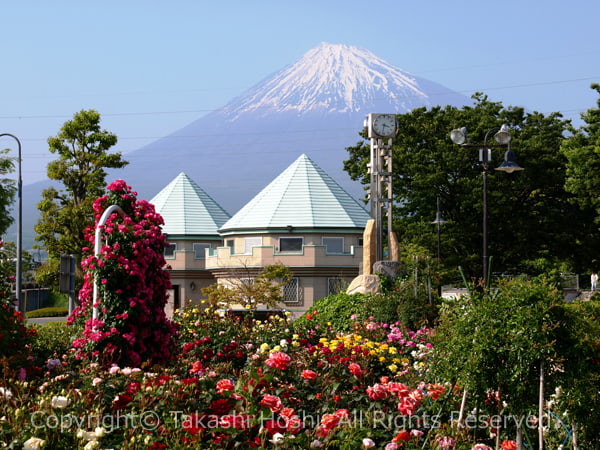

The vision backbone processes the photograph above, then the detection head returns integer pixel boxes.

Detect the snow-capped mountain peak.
[221,42,457,120]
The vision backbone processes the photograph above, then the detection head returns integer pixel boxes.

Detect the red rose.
[260,394,283,413]
[392,429,411,443]
[301,369,317,380]
[348,363,363,378]
[216,379,235,393]
[265,352,291,370]
[112,394,133,410]
[367,383,389,401]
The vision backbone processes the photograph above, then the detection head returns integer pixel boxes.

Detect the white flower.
[270,433,285,445]
[279,339,288,348]
[83,441,100,450]
[51,396,69,409]
[310,440,324,448]
[0,387,12,401]
[109,365,120,375]
[121,367,132,376]
[22,437,46,449]
[362,438,376,448]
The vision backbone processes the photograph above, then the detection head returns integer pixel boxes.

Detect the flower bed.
[3,304,461,449]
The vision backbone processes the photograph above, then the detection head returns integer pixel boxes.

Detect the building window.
[328,277,347,295]
[193,243,211,259]
[279,237,303,252]
[164,243,177,259]
[244,237,262,254]
[283,278,300,304]
[225,239,234,252]
[323,237,344,254]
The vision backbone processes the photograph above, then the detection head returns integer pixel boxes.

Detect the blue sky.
[2,0,599,184]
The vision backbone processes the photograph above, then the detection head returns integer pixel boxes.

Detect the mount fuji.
[20,42,471,246]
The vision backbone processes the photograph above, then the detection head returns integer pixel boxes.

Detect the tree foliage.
[561,84,600,265]
[0,148,17,235]
[344,94,599,279]
[201,263,293,310]
[430,277,600,447]
[34,110,128,286]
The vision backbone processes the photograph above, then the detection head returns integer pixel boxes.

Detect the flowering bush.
[68,180,176,367]
[0,240,37,379]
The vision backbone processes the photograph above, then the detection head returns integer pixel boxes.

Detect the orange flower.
[500,440,517,450]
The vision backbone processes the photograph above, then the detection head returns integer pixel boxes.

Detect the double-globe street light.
[450,125,524,285]
[0,133,22,313]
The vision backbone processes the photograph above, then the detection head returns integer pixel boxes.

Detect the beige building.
[151,155,370,317]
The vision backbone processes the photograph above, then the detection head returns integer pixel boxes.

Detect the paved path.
[26,316,67,326]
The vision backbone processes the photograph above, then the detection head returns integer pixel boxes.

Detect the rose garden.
[1,181,598,450]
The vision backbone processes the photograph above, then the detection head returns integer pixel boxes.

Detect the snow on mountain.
[216,42,467,120]
[19,42,471,248]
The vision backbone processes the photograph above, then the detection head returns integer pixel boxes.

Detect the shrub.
[29,321,73,361]
[26,307,68,318]
[68,180,177,367]
[294,292,399,332]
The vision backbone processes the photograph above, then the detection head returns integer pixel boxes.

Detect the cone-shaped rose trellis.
[69,180,176,367]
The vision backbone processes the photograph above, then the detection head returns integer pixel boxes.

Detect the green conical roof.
[219,154,369,233]
[151,172,231,236]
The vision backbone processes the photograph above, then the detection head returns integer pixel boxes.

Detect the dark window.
[164,243,177,258]
[280,237,303,252]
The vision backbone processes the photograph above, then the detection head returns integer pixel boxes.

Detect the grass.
[26,306,68,319]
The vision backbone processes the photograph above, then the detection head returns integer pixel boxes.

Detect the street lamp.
[0,133,22,313]
[431,196,447,262]
[450,125,523,285]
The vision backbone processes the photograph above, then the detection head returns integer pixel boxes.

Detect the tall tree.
[34,110,128,285]
[344,94,593,280]
[562,84,600,268]
[0,148,17,235]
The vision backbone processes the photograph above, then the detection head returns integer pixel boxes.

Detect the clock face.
[372,114,396,137]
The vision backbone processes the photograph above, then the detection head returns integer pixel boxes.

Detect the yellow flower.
[388,364,398,372]
[379,356,386,363]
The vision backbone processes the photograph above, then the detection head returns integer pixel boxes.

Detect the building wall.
[163,237,222,314]
[204,231,363,318]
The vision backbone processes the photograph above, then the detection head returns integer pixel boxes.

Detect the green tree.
[0,147,17,235]
[34,110,128,287]
[201,263,292,310]
[561,84,600,269]
[344,94,593,280]
[430,277,600,448]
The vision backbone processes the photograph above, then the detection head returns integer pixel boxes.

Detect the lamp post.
[450,125,523,285]
[0,133,22,314]
[431,196,447,262]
